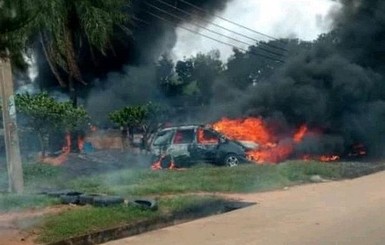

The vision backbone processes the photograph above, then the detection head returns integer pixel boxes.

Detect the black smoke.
[34,0,232,123]
[216,0,385,158]
[34,0,231,89]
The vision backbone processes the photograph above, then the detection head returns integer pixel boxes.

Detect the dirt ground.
[0,205,77,245]
[0,150,149,245]
[104,171,385,245]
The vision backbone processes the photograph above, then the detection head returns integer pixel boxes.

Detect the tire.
[60,193,82,205]
[130,199,158,211]
[223,154,240,167]
[160,155,172,169]
[46,190,82,198]
[78,194,104,205]
[92,196,125,207]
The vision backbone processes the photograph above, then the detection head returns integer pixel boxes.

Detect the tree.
[31,0,131,105]
[109,102,169,151]
[174,51,224,106]
[0,0,35,69]
[16,93,88,157]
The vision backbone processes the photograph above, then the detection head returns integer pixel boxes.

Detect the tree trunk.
[0,59,24,193]
[121,127,128,151]
[68,76,77,107]
[37,133,47,158]
[68,77,80,153]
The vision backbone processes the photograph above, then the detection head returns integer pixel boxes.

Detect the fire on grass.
[40,132,85,165]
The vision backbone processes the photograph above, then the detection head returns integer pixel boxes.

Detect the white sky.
[171,0,341,61]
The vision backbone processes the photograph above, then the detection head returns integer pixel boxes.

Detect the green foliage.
[173,50,224,105]
[34,0,131,85]
[109,105,147,128]
[1,0,131,84]
[16,92,88,132]
[109,102,169,134]
[0,0,36,69]
[15,92,88,153]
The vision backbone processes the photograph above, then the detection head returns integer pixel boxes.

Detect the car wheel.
[160,155,173,169]
[223,154,240,167]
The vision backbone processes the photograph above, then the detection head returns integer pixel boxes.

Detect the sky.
[171,0,341,61]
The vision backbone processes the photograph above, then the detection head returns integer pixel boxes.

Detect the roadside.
[104,170,385,245]
[0,205,78,245]
[1,154,385,244]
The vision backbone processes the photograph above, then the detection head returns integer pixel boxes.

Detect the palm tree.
[33,0,131,105]
[0,0,35,69]
[2,0,131,104]
[32,0,131,152]
[0,0,131,191]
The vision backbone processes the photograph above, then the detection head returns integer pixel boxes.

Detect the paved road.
[104,171,385,245]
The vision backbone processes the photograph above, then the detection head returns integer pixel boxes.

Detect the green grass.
[23,163,65,191]
[1,160,382,212]
[37,195,224,244]
[0,193,59,212]
[66,161,343,196]
[2,160,385,243]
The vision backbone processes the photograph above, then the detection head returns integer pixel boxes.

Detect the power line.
[144,1,285,58]
[179,0,287,44]
[154,0,288,53]
[141,11,284,63]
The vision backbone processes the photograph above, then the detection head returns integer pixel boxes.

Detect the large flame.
[213,117,341,164]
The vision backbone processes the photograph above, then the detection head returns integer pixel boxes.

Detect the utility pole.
[0,59,24,193]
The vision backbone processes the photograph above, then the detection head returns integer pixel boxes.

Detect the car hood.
[236,140,259,150]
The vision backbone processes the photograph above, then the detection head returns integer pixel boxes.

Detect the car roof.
[159,125,200,131]
[157,125,222,134]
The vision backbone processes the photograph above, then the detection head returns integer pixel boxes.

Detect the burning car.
[150,125,256,169]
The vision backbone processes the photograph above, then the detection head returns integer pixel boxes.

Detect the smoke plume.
[82,0,232,123]
[219,0,385,158]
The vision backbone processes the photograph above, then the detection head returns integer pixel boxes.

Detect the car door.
[150,129,174,156]
[167,128,195,158]
[191,128,220,162]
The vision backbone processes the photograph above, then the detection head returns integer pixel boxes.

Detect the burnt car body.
[149,125,253,168]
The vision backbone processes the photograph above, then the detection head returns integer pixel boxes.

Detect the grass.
[37,195,224,244]
[1,159,385,244]
[0,193,59,212]
[66,161,343,196]
[0,160,382,212]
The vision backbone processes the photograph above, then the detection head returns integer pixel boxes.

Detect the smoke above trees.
[27,0,385,158]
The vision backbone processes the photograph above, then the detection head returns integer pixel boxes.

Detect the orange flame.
[302,154,340,162]
[213,117,274,144]
[78,135,85,153]
[212,118,341,164]
[294,125,308,143]
[151,156,177,170]
[197,128,219,144]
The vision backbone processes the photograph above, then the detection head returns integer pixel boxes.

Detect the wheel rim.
[226,155,239,167]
